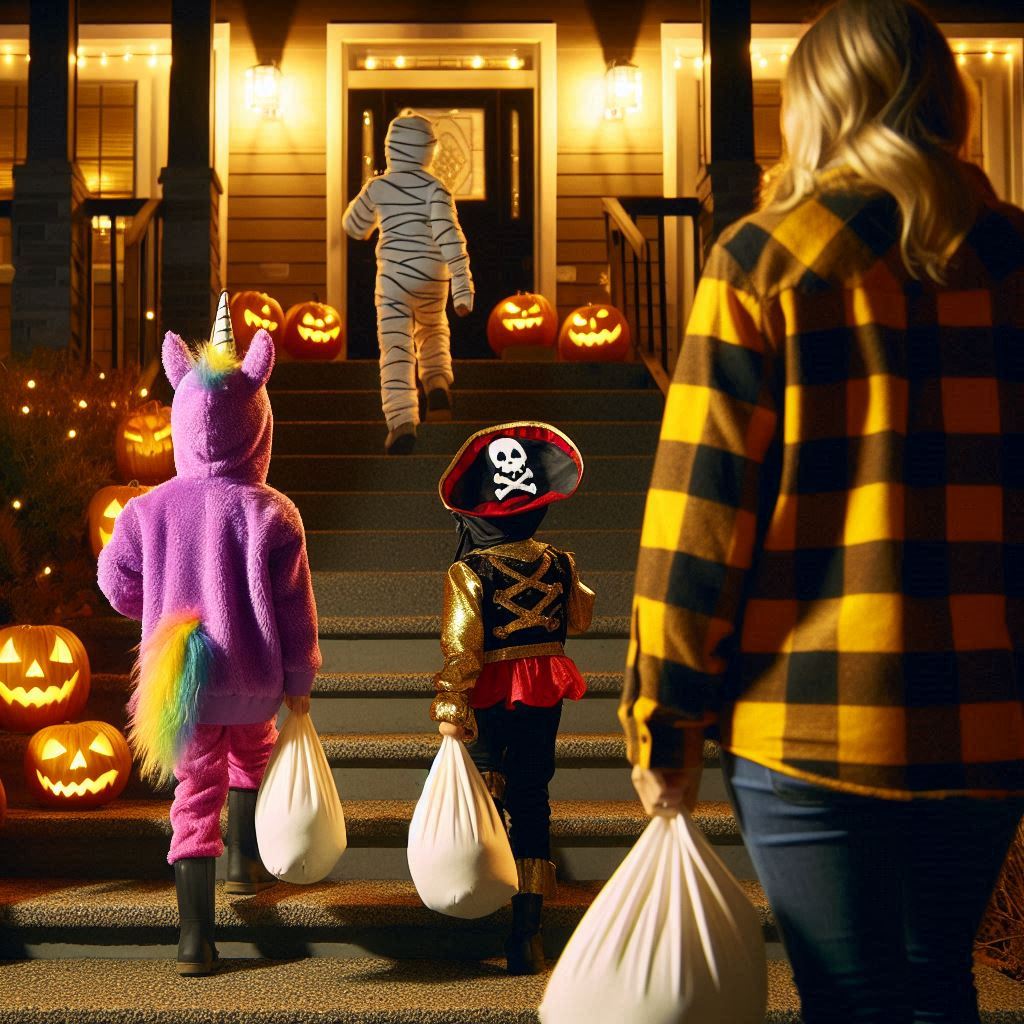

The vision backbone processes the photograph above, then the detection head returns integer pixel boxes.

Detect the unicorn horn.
[210,290,235,353]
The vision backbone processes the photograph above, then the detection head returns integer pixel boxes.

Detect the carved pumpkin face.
[282,300,345,361]
[487,292,557,354]
[87,484,150,558]
[115,401,175,484]
[0,625,92,733]
[25,720,131,809]
[558,303,631,362]
[230,291,284,354]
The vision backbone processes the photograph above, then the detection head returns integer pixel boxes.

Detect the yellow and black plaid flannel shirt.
[620,165,1024,798]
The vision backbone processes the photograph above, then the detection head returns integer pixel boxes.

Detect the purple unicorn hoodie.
[98,321,321,782]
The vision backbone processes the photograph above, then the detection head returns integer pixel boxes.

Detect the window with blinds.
[76,82,136,197]
[0,82,27,199]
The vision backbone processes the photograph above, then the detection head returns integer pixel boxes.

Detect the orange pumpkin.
[0,625,91,733]
[487,292,558,354]
[87,483,150,558]
[115,401,174,484]
[0,776,6,829]
[24,720,131,809]
[230,290,284,354]
[558,303,632,362]
[281,299,345,361]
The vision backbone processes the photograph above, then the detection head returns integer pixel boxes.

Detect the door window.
[418,107,487,200]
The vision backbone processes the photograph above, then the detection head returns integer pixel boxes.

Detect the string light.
[145,311,155,321]
[365,56,378,70]
[20,405,29,415]
[507,53,524,70]
[123,50,133,62]
[42,566,52,576]
[139,387,149,398]
[26,379,36,389]
[11,499,22,511]
[110,401,117,409]
[67,429,77,439]
[100,51,108,67]
[394,55,406,69]
[471,55,485,69]
[78,399,88,409]
[693,56,704,72]
[99,372,106,380]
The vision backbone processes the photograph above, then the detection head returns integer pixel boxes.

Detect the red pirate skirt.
[469,654,587,710]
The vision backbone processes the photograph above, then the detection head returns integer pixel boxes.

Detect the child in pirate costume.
[430,422,595,975]
[98,293,321,976]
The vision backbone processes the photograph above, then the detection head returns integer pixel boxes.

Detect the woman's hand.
[285,694,311,715]
[438,721,467,740]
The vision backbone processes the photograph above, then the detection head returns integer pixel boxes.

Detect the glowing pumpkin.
[487,292,557,354]
[0,776,6,829]
[0,625,92,733]
[115,401,174,484]
[24,720,131,809]
[230,290,284,354]
[87,483,151,558]
[558,303,631,362]
[281,299,345,361]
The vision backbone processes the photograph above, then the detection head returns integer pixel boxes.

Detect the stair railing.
[602,196,703,383]
[83,196,162,370]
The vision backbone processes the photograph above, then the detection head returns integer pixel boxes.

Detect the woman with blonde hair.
[621,1,1024,1021]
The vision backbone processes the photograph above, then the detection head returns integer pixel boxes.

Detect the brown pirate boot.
[505,858,556,975]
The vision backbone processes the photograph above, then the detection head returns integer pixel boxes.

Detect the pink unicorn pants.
[168,719,278,864]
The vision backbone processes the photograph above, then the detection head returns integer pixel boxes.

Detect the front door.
[346,88,535,359]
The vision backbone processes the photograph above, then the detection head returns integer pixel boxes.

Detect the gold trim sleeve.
[430,560,484,739]
[564,551,595,635]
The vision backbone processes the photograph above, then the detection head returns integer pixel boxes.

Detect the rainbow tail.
[128,612,211,786]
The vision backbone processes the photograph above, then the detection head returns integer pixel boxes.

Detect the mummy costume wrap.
[342,110,474,431]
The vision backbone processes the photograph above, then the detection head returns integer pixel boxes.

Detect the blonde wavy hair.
[762,0,978,281]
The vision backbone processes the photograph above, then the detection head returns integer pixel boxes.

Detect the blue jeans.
[722,752,1024,1024]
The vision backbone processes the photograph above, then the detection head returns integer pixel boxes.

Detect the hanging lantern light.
[245,62,282,120]
[605,60,642,120]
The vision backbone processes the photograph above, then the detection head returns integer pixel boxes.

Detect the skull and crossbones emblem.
[488,437,537,500]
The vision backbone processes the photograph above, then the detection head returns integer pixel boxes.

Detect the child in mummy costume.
[343,109,474,454]
[430,423,595,975]
[98,292,321,976]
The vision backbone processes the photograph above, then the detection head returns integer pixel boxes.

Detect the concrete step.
[59,623,630,675]
[0,876,776,961]
[310,570,633,618]
[270,389,664,423]
[2,957,1021,1023]
[273,420,659,457]
[306,529,640,571]
[0,799,742,880]
[268,454,653,493]
[289,490,647,532]
[267,359,657,392]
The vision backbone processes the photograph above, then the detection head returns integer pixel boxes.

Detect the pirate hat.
[439,422,584,518]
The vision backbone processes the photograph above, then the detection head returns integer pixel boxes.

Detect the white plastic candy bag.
[540,811,766,1024]
[255,710,347,884]
[407,735,518,918]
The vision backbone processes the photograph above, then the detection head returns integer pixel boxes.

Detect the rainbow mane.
[128,612,211,785]
[193,340,241,390]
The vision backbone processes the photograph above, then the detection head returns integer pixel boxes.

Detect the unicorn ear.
[162,331,192,390]
[241,328,275,388]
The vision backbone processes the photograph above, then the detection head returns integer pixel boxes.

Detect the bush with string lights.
[0,350,146,623]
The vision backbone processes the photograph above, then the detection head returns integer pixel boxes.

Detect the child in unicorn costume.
[98,292,321,976]
[343,108,474,454]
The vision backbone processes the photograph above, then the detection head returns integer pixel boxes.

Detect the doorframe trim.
[326,22,558,320]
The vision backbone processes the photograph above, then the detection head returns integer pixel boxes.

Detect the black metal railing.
[83,196,162,370]
[602,196,703,380]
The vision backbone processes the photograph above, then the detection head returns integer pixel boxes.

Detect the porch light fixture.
[245,62,282,119]
[605,59,642,120]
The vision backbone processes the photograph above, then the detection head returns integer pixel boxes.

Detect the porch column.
[697,0,761,250]
[159,0,221,343]
[11,0,89,356]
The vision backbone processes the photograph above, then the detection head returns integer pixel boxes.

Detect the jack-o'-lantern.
[24,720,131,809]
[558,303,632,362]
[115,401,174,484]
[0,625,92,733]
[87,483,150,558]
[230,290,284,353]
[487,292,557,354]
[282,299,345,361]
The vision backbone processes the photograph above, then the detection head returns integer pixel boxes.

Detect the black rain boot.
[505,892,546,975]
[225,787,277,895]
[174,856,219,976]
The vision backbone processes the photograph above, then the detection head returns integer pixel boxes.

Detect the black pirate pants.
[467,700,562,861]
